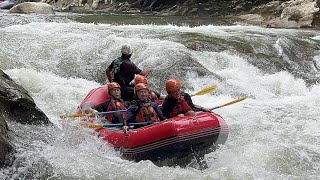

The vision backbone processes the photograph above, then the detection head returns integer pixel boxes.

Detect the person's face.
[110,88,121,99]
[137,89,149,101]
[170,90,181,100]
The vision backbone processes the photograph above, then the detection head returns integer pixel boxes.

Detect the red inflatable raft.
[77,86,229,162]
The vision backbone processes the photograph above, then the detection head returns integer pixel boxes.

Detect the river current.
[0,11,319,180]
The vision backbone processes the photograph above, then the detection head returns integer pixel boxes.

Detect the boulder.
[0,69,50,167]
[9,2,54,14]
[0,116,14,168]
[264,0,320,28]
[0,69,49,125]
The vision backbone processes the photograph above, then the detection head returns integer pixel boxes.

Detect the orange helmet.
[134,75,148,85]
[166,79,181,92]
[107,82,120,92]
[134,83,149,93]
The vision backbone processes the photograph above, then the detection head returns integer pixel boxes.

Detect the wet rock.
[0,69,50,167]
[9,2,54,14]
[0,116,14,168]
[0,69,49,125]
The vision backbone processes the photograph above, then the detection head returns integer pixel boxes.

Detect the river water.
[0,11,319,180]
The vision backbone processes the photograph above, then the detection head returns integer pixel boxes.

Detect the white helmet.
[121,44,132,56]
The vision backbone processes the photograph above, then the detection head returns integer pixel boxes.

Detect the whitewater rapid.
[0,12,319,179]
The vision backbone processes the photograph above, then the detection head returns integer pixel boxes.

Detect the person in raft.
[106,44,152,101]
[133,74,166,103]
[161,78,211,118]
[123,83,166,133]
[85,82,126,123]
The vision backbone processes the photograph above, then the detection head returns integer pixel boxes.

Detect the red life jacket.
[169,96,192,118]
[135,102,160,123]
[105,99,126,123]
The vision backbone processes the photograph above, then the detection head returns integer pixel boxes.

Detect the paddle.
[60,109,127,119]
[209,96,247,111]
[190,85,217,97]
[87,122,154,128]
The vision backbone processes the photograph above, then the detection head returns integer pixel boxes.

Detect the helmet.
[121,44,132,56]
[134,75,148,85]
[107,82,121,92]
[134,83,149,93]
[165,79,182,92]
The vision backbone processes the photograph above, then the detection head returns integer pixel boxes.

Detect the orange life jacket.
[105,99,126,123]
[135,102,160,123]
[169,96,192,118]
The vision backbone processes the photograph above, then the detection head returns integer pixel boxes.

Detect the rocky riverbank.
[36,0,320,28]
[7,0,320,28]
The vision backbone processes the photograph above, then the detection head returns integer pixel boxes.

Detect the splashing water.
[0,12,319,179]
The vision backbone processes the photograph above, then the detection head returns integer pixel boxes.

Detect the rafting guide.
[106,45,152,101]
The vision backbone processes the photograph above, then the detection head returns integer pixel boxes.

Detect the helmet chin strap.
[109,92,120,100]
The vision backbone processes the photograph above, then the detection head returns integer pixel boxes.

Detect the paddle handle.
[60,110,127,119]
[98,110,127,115]
[87,122,157,128]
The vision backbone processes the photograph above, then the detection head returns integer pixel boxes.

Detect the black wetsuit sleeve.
[183,92,195,108]
[153,91,161,99]
[128,61,142,74]
[125,105,138,124]
[93,101,109,112]
[151,102,166,121]
[161,98,175,119]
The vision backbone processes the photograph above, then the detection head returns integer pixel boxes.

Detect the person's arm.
[84,100,110,116]
[179,100,195,116]
[183,92,195,108]
[192,104,211,112]
[122,105,137,134]
[140,68,152,76]
[161,97,176,118]
[151,102,166,121]
[159,94,166,100]
[106,60,115,83]
[123,106,135,134]
[153,91,166,100]
[182,93,210,112]
[84,107,98,116]
[106,68,112,83]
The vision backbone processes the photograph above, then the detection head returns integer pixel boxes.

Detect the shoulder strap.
[110,57,124,81]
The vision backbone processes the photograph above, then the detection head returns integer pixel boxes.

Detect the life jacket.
[135,102,160,123]
[104,99,126,123]
[169,96,192,118]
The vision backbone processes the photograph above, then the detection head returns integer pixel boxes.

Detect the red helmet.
[134,75,148,85]
[134,83,149,93]
[166,79,181,92]
[107,82,120,92]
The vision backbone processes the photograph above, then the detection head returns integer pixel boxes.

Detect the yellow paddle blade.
[219,96,247,107]
[220,96,247,108]
[59,113,92,119]
[191,85,217,96]
[210,96,247,110]
[87,124,103,129]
